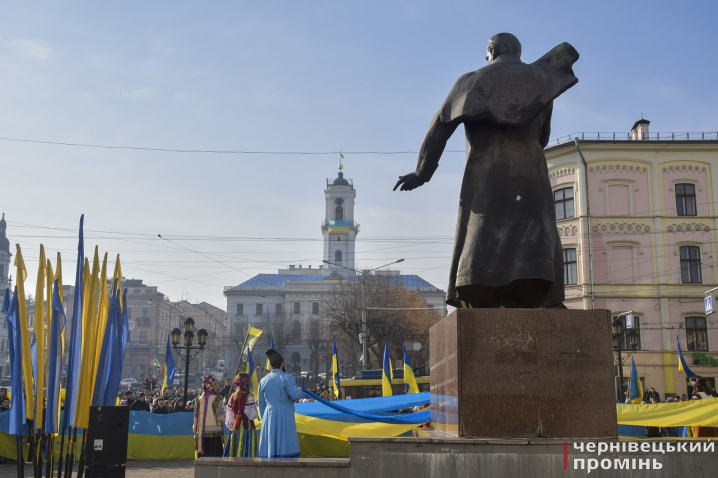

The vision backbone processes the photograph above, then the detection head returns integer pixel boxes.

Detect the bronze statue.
[394,33,579,309]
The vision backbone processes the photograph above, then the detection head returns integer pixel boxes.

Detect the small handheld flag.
[382,343,392,397]
[677,335,697,379]
[403,347,419,394]
[266,338,276,371]
[162,334,175,395]
[628,357,644,404]
[331,336,340,399]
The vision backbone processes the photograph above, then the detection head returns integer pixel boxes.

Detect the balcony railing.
[549,131,718,148]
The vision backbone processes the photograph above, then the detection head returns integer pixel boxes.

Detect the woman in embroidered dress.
[224,373,258,457]
[193,374,225,457]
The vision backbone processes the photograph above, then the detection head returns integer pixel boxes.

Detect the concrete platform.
[194,432,718,477]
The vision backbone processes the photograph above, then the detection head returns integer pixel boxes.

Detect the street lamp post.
[171,318,208,404]
[612,311,639,402]
[322,258,404,370]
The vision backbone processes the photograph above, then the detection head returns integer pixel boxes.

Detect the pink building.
[546,121,718,400]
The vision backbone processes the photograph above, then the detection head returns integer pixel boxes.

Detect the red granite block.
[430,308,618,438]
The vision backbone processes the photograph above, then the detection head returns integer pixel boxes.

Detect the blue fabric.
[617,424,645,436]
[257,369,304,458]
[101,289,129,406]
[93,279,117,406]
[300,389,430,425]
[5,287,25,435]
[63,215,84,429]
[44,281,65,433]
[403,347,412,394]
[383,343,392,391]
[295,392,430,420]
[127,410,194,436]
[628,357,642,402]
[164,333,175,385]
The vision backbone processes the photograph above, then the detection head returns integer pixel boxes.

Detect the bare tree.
[324,273,438,370]
[259,311,293,355]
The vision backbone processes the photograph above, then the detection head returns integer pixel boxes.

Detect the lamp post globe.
[197,329,208,348]
[184,317,195,334]
[171,328,182,348]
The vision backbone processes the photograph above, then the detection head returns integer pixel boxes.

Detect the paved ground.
[0,460,194,478]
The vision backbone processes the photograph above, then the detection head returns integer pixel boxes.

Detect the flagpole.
[75,433,88,478]
[56,429,66,478]
[44,436,53,478]
[17,435,24,478]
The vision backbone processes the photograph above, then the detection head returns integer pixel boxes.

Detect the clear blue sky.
[2,1,716,307]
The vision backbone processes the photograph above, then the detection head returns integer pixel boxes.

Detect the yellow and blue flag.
[45,280,65,434]
[403,347,419,394]
[331,336,340,399]
[14,245,35,421]
[266,337,275,371]
[247,347,259,402]
[4,287,26,434]
[162,334,175,395]
[628,356,643,404]
[62,215,85,430]
[382,343,392,397]
[677,335,697,378]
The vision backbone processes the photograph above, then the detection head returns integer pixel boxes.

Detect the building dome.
[332,171,350,186]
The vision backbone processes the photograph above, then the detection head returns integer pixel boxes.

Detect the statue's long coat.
[413,43,579,308]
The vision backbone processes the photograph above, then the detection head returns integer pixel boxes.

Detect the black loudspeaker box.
[85,406,130,468]
[84,465,126,478]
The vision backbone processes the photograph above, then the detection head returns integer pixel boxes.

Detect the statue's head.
[486,33,521,64]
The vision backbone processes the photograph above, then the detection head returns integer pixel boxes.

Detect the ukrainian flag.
[161,334,175,395]
[331,336,340,399]
[403,347,419,394]
[247,347,259,402]
[677,335,696,378]
[628,356,643,404]
[382,343,392,397]
[266,338,275,371]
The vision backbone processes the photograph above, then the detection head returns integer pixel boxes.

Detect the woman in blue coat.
[258,348,305,458]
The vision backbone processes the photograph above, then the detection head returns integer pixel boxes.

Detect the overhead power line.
[0,135,466,156]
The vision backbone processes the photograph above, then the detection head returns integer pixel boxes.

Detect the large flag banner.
[403,347,419,395]
[14,245,35,420]
[33,245,47,431]
[628,356,644,404]
[331,336,340,399]
[382,343,392,397]
[247,347,259,403]
[162,334,175,395]
[235,326,263,377]
[63,215,85,430]
[4,287,25,434]
[45,280,66,434]
[265,338,276,371]
[677,335,697,379]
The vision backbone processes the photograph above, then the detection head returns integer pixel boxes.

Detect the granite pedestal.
[430,308,618,438]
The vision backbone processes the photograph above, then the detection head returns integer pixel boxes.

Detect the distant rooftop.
[547,131,718,150]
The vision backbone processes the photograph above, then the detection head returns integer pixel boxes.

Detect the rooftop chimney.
[289,265,295,270]
[631,119,650,140]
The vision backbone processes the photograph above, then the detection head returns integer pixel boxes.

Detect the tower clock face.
[335,198,344,206]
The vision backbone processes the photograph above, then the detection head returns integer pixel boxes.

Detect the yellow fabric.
[331,353,339,399]
[617,399,718,427]
[297,432,349,458]
[55,253,65,349]
[629,365,643,405]
[91,254,110,396]
[403,363,420,394]
[294,414,417,441]
[112,254,123,312]
[127,434,195,460]
[14,245,35,420]
[33,246,47,429]
[75,249,101,429]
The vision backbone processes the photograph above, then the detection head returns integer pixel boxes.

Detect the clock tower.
[322,162,359,271]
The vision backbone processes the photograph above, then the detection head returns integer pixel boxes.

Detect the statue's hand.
[393,173,424,191]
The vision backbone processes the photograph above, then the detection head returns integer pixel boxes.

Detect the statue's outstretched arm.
[394,112,460,192]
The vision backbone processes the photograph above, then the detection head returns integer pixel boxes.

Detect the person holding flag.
[161,334,175,396]
[247,348,259,403]
[403,347,419,394]
[382,343,393,397]
[224,374,258,458]
[331,336,340,400]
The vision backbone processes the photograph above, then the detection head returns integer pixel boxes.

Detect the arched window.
[335,250,342,263]
[310,320,320,340]
[292,320,302,342]
[335,205,344,221]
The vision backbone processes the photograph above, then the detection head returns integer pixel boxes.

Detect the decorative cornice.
[662,164,707,173]
[666,223,711,233]
[591,223,652,234]
[589,164,647,174]
[549,167,575,179]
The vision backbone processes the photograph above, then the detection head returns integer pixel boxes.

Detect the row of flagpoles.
[1,215,131,478]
